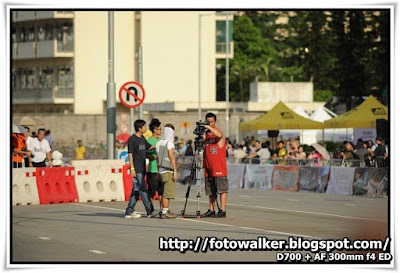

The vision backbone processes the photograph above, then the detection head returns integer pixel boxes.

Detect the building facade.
[11,10,234,115]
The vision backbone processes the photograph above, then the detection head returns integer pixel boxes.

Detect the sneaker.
[215,210,226,218]
[147,210,160,218]
[125,212,141,219]
[201,209,215,218]
[160,210,177,219]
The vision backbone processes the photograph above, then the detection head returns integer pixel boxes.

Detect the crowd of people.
[175,135,389,167]
[12,126,89,168]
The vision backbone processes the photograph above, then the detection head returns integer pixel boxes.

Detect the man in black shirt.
[125,119,158,219]
[371,137,388,167]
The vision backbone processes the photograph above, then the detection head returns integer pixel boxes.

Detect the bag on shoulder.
[185,145,193,156]
[158,141,174,170]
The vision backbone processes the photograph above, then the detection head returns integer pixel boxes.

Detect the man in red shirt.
[201,112,228,218]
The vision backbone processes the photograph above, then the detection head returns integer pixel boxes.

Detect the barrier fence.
[12,158,389,206]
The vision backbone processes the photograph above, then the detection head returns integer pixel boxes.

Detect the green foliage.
[322,141,342,153]
[222,11,390,104]
[314,90,333,102]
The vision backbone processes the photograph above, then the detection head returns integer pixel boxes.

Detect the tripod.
[181,134,220,219]
[181,134,204,219]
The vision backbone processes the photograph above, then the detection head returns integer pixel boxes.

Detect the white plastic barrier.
[326,166,356,195]
[244,164,274,190]
[72,160,126,202]
[12,168,40,206]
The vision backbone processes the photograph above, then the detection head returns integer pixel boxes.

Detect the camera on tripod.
[193,120,210,135]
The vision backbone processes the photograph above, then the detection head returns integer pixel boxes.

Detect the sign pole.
[138,46,143,119]
[107,11,116,159]
[130,108,134,135]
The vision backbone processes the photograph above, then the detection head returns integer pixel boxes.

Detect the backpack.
[185,145,193,156]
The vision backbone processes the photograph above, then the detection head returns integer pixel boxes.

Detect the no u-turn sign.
[119,81,146,108]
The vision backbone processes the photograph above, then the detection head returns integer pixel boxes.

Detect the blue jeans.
[125,172,154,216]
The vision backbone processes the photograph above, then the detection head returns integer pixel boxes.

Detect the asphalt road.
[11,183,389,263]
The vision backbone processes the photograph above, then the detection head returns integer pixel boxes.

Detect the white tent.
[278,105,311,140]
[306,106,352,144]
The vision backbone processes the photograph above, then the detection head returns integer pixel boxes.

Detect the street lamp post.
[225,13,230,139]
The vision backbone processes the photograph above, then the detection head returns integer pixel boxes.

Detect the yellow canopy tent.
[239,101,324,131]
[324,95,388,128]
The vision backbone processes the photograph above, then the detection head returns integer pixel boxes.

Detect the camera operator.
[201,112,228,218]
[339,142,358,166]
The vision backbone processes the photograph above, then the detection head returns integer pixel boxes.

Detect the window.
[38,67,54,89]
[12,28,16,43]
[20,68,36,89]
[57,66,73,88]
[19,27,27,42]
[27,26,35,42]
[56,22,74,51]
[12,69,17,90]
[38,24,54,41]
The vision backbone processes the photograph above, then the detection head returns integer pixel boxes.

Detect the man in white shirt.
[156,124,178,219]
[29,128,52,167]
[233,145,247,162]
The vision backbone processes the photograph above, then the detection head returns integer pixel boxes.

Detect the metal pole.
[138,46,143,119]
[198,15,201,121]
[225,14,230,139]
[107,11,116,159]
[130,108,134,135]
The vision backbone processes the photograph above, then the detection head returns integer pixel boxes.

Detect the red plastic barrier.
[35,167,79,204]
[272,165,300,192]
[122,165,159,201]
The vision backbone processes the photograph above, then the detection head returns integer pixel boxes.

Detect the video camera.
[193,120,210,136]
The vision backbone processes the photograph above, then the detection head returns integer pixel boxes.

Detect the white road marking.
[38,237,51,240]
[89,250,106,255]
[175,217,321,239]
[344,204,356,207]
[287,199,300,202]
[73,203,318,239]
[175,198,387,223]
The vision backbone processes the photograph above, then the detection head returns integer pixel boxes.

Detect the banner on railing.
[368,168,388,197]
[227,164,246,189]
[326,166,355,195]
[271,165,300,192]
[353,168,377,196]
[244,165,274,190]
[298,166,330,193]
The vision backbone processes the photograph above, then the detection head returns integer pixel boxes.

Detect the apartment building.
[11,10,234,115]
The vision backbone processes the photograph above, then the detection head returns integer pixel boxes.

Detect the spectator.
[45,130,54,148]
[226,141,234,158]
[12,133,31,168]
[355,141,370,164]
[23,126,34,168]
[115,140,123,150]
[276,141,287,158]
[30,128,52,167]
[340,142,358,166]
[370,137,388,167]
[75,139,86,160]
[355,138,364,150]
[233,145,246,161]
[31,132,37,138]
[252,142,271,163]
[308,146,323,166]
[265,140,274,156]
[296,146,307,159]
[182,139,194,156]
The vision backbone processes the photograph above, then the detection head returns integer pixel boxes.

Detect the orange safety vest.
[12,133,26,163]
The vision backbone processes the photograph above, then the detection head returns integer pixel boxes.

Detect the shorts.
[160,172,176,199]
[146,172,164,198]
[205,176,229,196]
